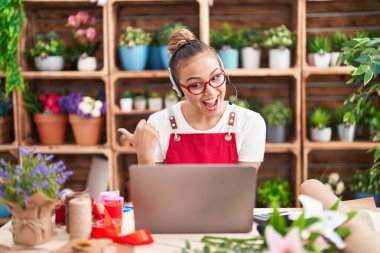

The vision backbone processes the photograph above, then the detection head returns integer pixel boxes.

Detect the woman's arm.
[239,161,261,170]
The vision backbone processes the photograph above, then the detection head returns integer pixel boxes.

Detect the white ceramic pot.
[164,97,178,108]
[330,52,341,66]
[269,48,291,69]
[148,97,163,111]
[34,56,64,71]
[313,53,331,68]
[337,124,356,142]
[134,99,147,110]
[311,127,332,142]
[307,53,315,66]
[241,47,261,69]
[77,56,97,71]
[120,98,133,112]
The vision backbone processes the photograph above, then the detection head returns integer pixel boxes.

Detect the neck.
[182,101,226,131]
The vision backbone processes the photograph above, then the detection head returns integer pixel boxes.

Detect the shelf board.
[226,68,300,77]
[304,140,380,151]
[22,71,107,79]
[113,70,168,79]
[303,66,355,75]
[113,106,158,115]
[0,144,18,152]
[21,145,111,154]
[0,71,4,77]
[266,142,298,153]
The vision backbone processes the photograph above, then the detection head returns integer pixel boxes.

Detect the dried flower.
[0,147,73,208]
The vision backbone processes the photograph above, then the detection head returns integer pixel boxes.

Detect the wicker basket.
[0,116,11,144]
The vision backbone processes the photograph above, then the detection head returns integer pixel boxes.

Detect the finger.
[117,128,133,140]
[135,119,147,131]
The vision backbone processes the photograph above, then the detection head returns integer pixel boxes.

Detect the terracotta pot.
[0,116,11,144]
[69,114,104,145]
[33,113,67,145]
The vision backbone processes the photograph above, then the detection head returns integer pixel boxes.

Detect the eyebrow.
[185,68,220,83]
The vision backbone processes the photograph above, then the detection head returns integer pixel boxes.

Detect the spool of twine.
[69,197,92,240]
[65,191,90,233]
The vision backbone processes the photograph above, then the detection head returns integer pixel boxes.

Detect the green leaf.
[370,62,380,78]
[355,54,371,64]
[329,199,340,210]
[269,208,286,235]
[346,211,357,222]
[352,64,367,76]
[305,217,321,228]
[374,148,380,163]
[336,227,351,238]
[364,69,374,85]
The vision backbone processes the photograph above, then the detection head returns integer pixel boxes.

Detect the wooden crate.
[0,86,19,149]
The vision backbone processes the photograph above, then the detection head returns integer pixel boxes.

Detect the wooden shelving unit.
[1,0,378,206]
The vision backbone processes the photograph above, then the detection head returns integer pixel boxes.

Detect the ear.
[168,67,184,97]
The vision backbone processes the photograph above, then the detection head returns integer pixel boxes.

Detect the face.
[177,52,226,117]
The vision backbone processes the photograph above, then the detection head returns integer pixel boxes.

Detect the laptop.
[129,164,257,233]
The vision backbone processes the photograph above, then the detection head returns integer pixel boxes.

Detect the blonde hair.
[168,29,197,54]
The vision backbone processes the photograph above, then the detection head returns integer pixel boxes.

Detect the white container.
[330,52,341,66]
[34,56,64,71]
[337,124,356,142]
[241,47,261,69]
[120,98,133,112]
[269,48,291,69]
[164,97,178,108]
[311,127,332,142]
[313,53,331,68]
[77,56,97,71]
[148,97,163,111]
[134,99,147,110]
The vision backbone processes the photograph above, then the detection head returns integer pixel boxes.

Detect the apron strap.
[225,105,236,141]
[168,108,181,141]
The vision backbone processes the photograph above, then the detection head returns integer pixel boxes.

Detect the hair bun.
[168,29,197,54]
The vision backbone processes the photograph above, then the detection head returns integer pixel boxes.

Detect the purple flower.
[17,177,22,184]
[16,187,23,194]
[15,165,23,175]
[0,159,6,166]
[42,181,48,189]
[46,154,54,161]
[24,195,30,202]
[37,153,43,160]
[33,182,39,189]
[0,191,4,198]
[0,170,10,179]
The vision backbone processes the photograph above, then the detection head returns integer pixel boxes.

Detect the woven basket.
[0,116,11,144]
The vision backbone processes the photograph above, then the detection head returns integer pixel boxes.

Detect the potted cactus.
[210,23,241,69]
[157,22,187,68]
[309,106,333,142]
[119,26,152,71]
[239,28,263,69]
[29,31,65,71]
[261,101,292,143]
[164,90,178,108]
[133,94,147,111]
[148,92,163,111]
[335,105,356,142]
[120,91,134,112]
[307,35,332,67]
[262,25,295,69]
[329,32,347,66]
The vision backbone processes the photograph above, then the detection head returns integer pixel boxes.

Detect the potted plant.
[0,92,13,144]
[133,94,147,111]
[148,32,164,70]
[257,178,294,207]
[309,106,333,142]
[233,98,251,109]
[0,147,72,245]
[157,22,187,68]
[261,101,292,143]
[164,90,178,108]
[262,25,295,69]
[120,91,134,112]
[118,26,152,71]
[319,172,345,197]
[148,92,163,111]
[66,11,101,71]
[335,105,356,142]
[28,31,65,71]
[23,91,68,145]
[349,170,380,207]
[210,23,241,69]
[239,28,263,69]
[60,92,105,145]
[307,34,332,67]
[329,32,347,66]
[367,106,380,141]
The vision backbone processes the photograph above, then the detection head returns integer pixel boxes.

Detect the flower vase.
[69,114,103,145]
[33,113,68,145]
[77,55,97,71]
[7,192,56,246]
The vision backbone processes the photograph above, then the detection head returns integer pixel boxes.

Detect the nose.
[203,82,219,95]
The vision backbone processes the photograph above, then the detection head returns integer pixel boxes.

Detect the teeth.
[204,97,217,103]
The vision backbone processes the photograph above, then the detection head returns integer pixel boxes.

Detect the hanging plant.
[0,0,27,96]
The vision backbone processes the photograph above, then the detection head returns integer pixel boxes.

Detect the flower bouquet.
[0,91,13,144]
[67,11,101,71]
[0,147,72,245]
[60,92,106,145]
[23,91,68,145]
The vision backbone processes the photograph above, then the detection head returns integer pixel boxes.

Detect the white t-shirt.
[147,101,266,163]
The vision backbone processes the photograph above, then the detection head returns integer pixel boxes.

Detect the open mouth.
[202,97,218,111]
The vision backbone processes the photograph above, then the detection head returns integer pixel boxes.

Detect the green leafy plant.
[257,178,294,207]
[0,92,13,116]
[349,169,380,194]
[119,26,152,47]
[149,92,161,99]
[121,91,134,99]
[228,96,250,109]
[309,107,333,129]
[330,32,348,52]
[0,147,73,207]
[367,107,380,136]
[0,0,27,95]
[23,90,41,114]
[307,34,332,54]
[134,95,145,101]
[165,90,177,98]
[29,31,65,57]
[262,25,295,49]
[210,23,241,49]
[261,101,292,126]
[238,28,263,48]
[157,22,187,46]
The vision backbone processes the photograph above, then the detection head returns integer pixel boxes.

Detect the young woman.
[118,29,266,169]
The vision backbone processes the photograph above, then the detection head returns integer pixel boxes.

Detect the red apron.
[164,110,238,164]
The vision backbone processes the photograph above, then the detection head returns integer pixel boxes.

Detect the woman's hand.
[117,119,159,165]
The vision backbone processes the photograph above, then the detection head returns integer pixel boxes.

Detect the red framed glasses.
[180,70,227,95]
